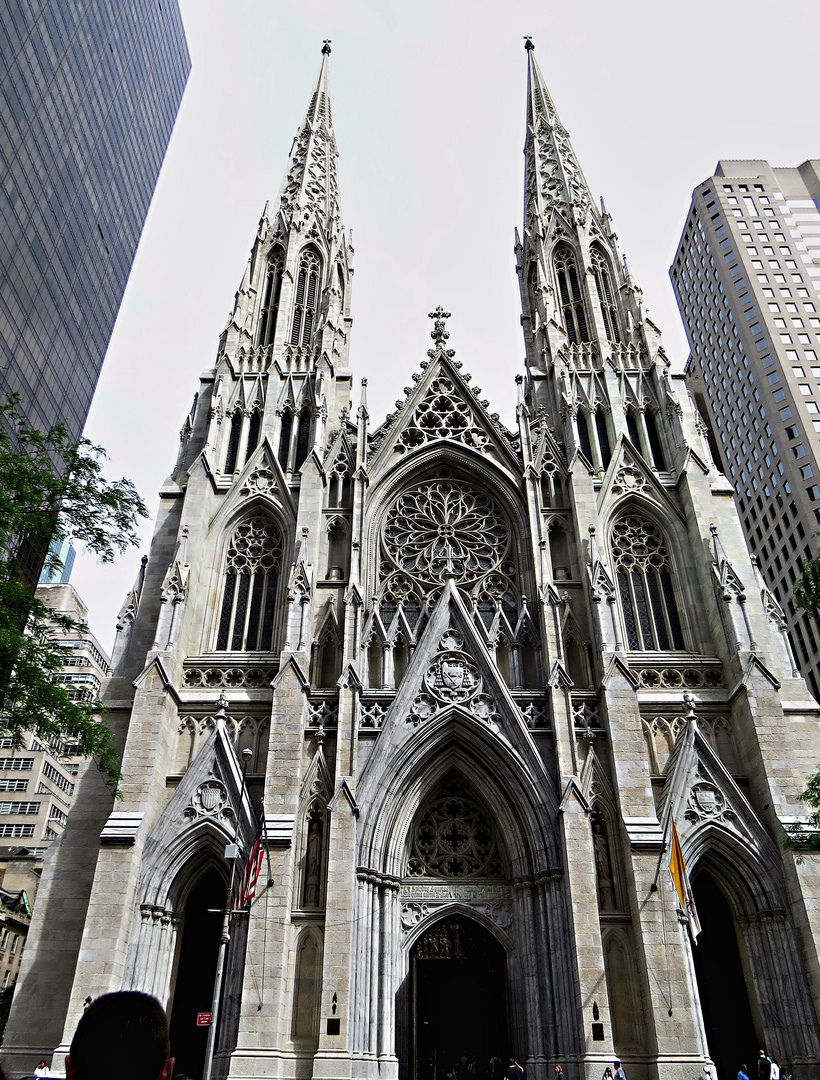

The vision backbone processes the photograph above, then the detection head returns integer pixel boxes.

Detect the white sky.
[72,0,820,653]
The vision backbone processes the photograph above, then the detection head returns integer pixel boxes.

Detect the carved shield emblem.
[198,780,226,813]
[693,784,721,815]
[440,661,465,690]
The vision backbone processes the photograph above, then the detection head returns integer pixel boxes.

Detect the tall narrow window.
[645,411,667,470]
[224,411,243,474]
[216,516,283,651]
[244,410,261,464]
[626,408,642,449]
[258,248,284,346]
[592,252,621,343]
[577,411,593,460]
[555,249,590,345]
[612,513,684,650]
[295,409,311,469]
[278,410,293,470]
[290,250,321,347]
[595,410,612,469]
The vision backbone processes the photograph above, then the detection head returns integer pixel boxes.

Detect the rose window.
[382,478,512,588]
[406,779,504,879]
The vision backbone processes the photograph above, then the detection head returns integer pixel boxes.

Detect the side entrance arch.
[412,914,509,1080]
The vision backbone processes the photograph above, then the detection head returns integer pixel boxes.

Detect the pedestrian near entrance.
[553,1067,564,1080]
[65,991,175,1080]
[739,1065,750,1080]
[771,1060,781,1080]
[758,1050,773,1080]
[506,1059,524,1080]
[613,1060,626,1080]
[34,1062,50,1077]
[602,1067,613,1080]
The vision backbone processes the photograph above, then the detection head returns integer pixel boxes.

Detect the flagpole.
[203,743,253,1080]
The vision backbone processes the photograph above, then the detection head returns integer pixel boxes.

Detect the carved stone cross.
[428,306,451,348]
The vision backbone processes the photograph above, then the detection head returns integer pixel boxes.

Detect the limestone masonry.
[7,44,820,1080]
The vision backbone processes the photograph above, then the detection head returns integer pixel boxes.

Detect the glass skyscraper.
[0,1,190,442]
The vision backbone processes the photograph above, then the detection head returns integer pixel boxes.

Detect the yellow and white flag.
[667,819,702,941]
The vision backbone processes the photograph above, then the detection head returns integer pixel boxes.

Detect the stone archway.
[411,914,509,1080]
[168,867,225,1079]
[691,870,758,1080]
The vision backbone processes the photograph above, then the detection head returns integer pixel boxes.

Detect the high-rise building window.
[554,248,590,345]
[216,516,283,652]
[258,248,284,346]
[612,513,685,651]
[290,250,321,347]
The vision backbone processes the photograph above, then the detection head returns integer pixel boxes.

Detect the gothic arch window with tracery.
[216,516,283,651]
[554,248,590,345]
[290,249,321,348]
[592,250,621,344]
[406,779,505,879]
[258,247,284,346]
[611,513,685,651]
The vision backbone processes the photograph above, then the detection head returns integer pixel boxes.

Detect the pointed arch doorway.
[412,914,509,1080]
[168,867,225,1079]
[691,871,758,1080]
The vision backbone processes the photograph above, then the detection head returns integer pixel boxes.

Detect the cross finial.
[524,35,535,51]
[428,306,451,349]
[322,39,332,55]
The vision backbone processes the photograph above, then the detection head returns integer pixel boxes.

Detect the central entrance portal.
[412,914,509,1080]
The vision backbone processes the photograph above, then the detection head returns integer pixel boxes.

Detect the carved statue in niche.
[303,804,325,908]
[592,809,616,911]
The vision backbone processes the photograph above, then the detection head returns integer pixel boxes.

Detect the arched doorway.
[412,914,509,1080]
[169,867,226,1079]
[691,871,758,1080]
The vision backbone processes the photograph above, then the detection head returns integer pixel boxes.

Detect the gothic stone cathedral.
[8,42,820,1080]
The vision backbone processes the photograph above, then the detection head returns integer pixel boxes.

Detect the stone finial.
[428,306,451,349]
[322,39,332,55]
[524,35,534,51]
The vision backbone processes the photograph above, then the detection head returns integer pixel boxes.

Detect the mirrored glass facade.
[0,1,190,441]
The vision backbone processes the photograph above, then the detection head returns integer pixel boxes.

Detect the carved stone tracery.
[407,780,504,879]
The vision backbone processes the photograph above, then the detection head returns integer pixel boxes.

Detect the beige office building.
[0,584,109,856]
[671,160,820,698]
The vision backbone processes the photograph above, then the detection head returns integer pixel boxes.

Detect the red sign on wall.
[196,1012,212,1027]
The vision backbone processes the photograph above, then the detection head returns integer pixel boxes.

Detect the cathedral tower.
[6,41,820,1080]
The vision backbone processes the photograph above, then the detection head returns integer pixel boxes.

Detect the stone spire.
[272,43,343,240]
[523,38,594,234]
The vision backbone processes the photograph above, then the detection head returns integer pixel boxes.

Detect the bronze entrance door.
[412,914,509,1080]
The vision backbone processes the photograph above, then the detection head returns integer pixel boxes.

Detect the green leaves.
[0,394,148,795]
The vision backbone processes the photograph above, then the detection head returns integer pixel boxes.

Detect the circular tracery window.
[407,780,504,879]
[382,478,511,588]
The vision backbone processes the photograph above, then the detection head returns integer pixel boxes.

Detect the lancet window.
[592,251,621,343]
[258,248,284,346]
[223,411,243,475]
[611,513,685,651]
[555,248,590,345]
[278,409,293,470]
[595,410,612,469]
[290,250,321,347]
[244,410,261,464]
[645,410,667,470]
[295,408,312,469]
[216,516,283,651]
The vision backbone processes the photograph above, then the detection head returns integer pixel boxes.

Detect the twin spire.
[271,42,342,241]
[270,39,592,247]
[523,38,596,234]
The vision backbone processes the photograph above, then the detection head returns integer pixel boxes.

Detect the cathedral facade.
[7,43,820,1080]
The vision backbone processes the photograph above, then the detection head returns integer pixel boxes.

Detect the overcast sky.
[72,0,820,653]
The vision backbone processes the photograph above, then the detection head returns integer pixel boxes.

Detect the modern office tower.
[0,1,190,443]
[671,161,820,698]
[37,539,76,585]
[0,583,110,858]
[7,45,820,1080]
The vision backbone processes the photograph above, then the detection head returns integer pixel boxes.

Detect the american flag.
[236,818,265,908]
